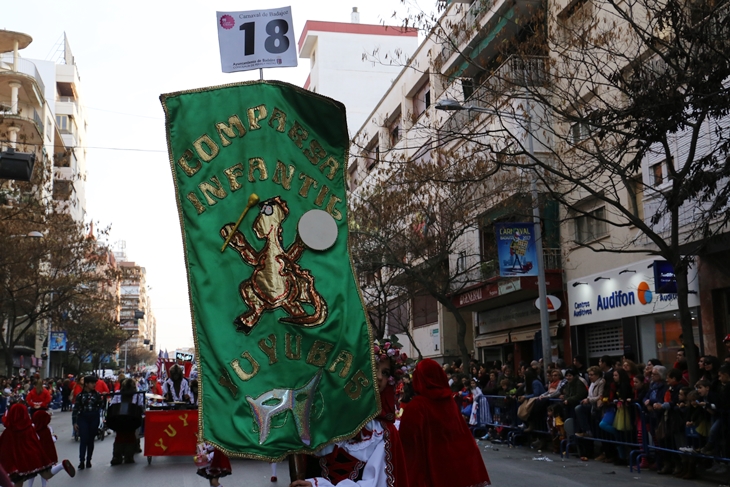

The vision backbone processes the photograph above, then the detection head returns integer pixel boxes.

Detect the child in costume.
[0,403,75,486]
[290,339,409,487]
[72,375,105,470]
[108,378,145,465]
[195,443,232,487]
[399,358,490,487]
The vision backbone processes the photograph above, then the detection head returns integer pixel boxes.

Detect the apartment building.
[0,31,88,222]
[298,8,419,134]
[347,0,730,367]
[117,253,156,369]
[50,34,88,223]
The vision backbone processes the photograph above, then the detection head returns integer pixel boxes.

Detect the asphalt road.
[3,410,722,487]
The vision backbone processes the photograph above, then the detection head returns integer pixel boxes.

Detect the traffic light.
[0,148,36,181]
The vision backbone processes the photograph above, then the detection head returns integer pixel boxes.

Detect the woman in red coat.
[399,359,490,487]
[0,404,75,485]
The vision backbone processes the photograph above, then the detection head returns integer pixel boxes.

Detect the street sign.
[216,7,297,73]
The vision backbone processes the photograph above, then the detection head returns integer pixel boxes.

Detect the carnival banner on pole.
[161,81,378,461]
[495,222,538,277]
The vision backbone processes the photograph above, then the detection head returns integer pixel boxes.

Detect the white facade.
[298,18,419,135]
[48,35,88,223]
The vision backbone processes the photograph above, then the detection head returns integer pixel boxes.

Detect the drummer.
[162,365,194,404]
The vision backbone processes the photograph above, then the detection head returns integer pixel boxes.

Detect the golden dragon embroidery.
[220,196,327,334]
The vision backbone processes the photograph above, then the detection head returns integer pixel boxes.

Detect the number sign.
[216,7,298,73]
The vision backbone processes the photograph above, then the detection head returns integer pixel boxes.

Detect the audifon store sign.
[567,258,700,326]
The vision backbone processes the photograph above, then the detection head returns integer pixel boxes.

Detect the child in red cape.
[0,404,75,486]
[399,359,490,487]
[33,410,58,464]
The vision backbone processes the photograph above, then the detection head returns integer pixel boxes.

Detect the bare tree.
[403,0,730,382]
[0,204,118,375]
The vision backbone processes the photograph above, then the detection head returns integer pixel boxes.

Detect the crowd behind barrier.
[431,350,730,480]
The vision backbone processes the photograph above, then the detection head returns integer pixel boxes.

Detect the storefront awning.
[510,323,560,342]
[475,332,510,348]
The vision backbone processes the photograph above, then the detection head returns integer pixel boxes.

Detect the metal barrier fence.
[471,395,730,472]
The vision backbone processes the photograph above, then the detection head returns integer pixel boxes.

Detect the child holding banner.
[290,340,409,487]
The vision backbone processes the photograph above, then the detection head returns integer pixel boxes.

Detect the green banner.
[161,81,378,461]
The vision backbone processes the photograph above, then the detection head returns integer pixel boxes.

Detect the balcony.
[0,55,46,106]
[434,0,500,72]
[461,247,562,286]
[434,0,543,83]
[440,55,549,134]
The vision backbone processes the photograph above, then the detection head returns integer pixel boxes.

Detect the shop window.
[651,311,702,365]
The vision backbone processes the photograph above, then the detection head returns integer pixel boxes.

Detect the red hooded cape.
[33,410,58,464]
[399,359,490,487]
[0,404,53,481]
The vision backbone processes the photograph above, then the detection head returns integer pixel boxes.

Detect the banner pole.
[288,454,307,481]
[259,68,263,80]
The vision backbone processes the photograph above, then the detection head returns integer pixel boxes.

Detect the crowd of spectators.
[0,372,163,427]
[436,339,730,480]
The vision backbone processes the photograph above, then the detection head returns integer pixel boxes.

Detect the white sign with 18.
[216,6,298,73]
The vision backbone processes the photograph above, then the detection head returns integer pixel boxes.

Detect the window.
[575,207,608,243]
[347,162,360,191]
[456,251,467,273]
[570,121,589,144]
[388,107,402,147]
[56,114,75,135]
[412,80,431,119]
[387,298,409,334]
[364,137,379,170]
[628,176,644,221]
[412,295,438,328]
[651,162,664,186]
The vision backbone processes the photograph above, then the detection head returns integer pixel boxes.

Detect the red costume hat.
[399,359,490,487]
[0,404,53,482]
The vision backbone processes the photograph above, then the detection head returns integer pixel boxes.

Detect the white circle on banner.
[298,210,338,251]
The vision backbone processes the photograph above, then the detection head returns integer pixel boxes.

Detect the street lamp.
[436,98,552,383]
